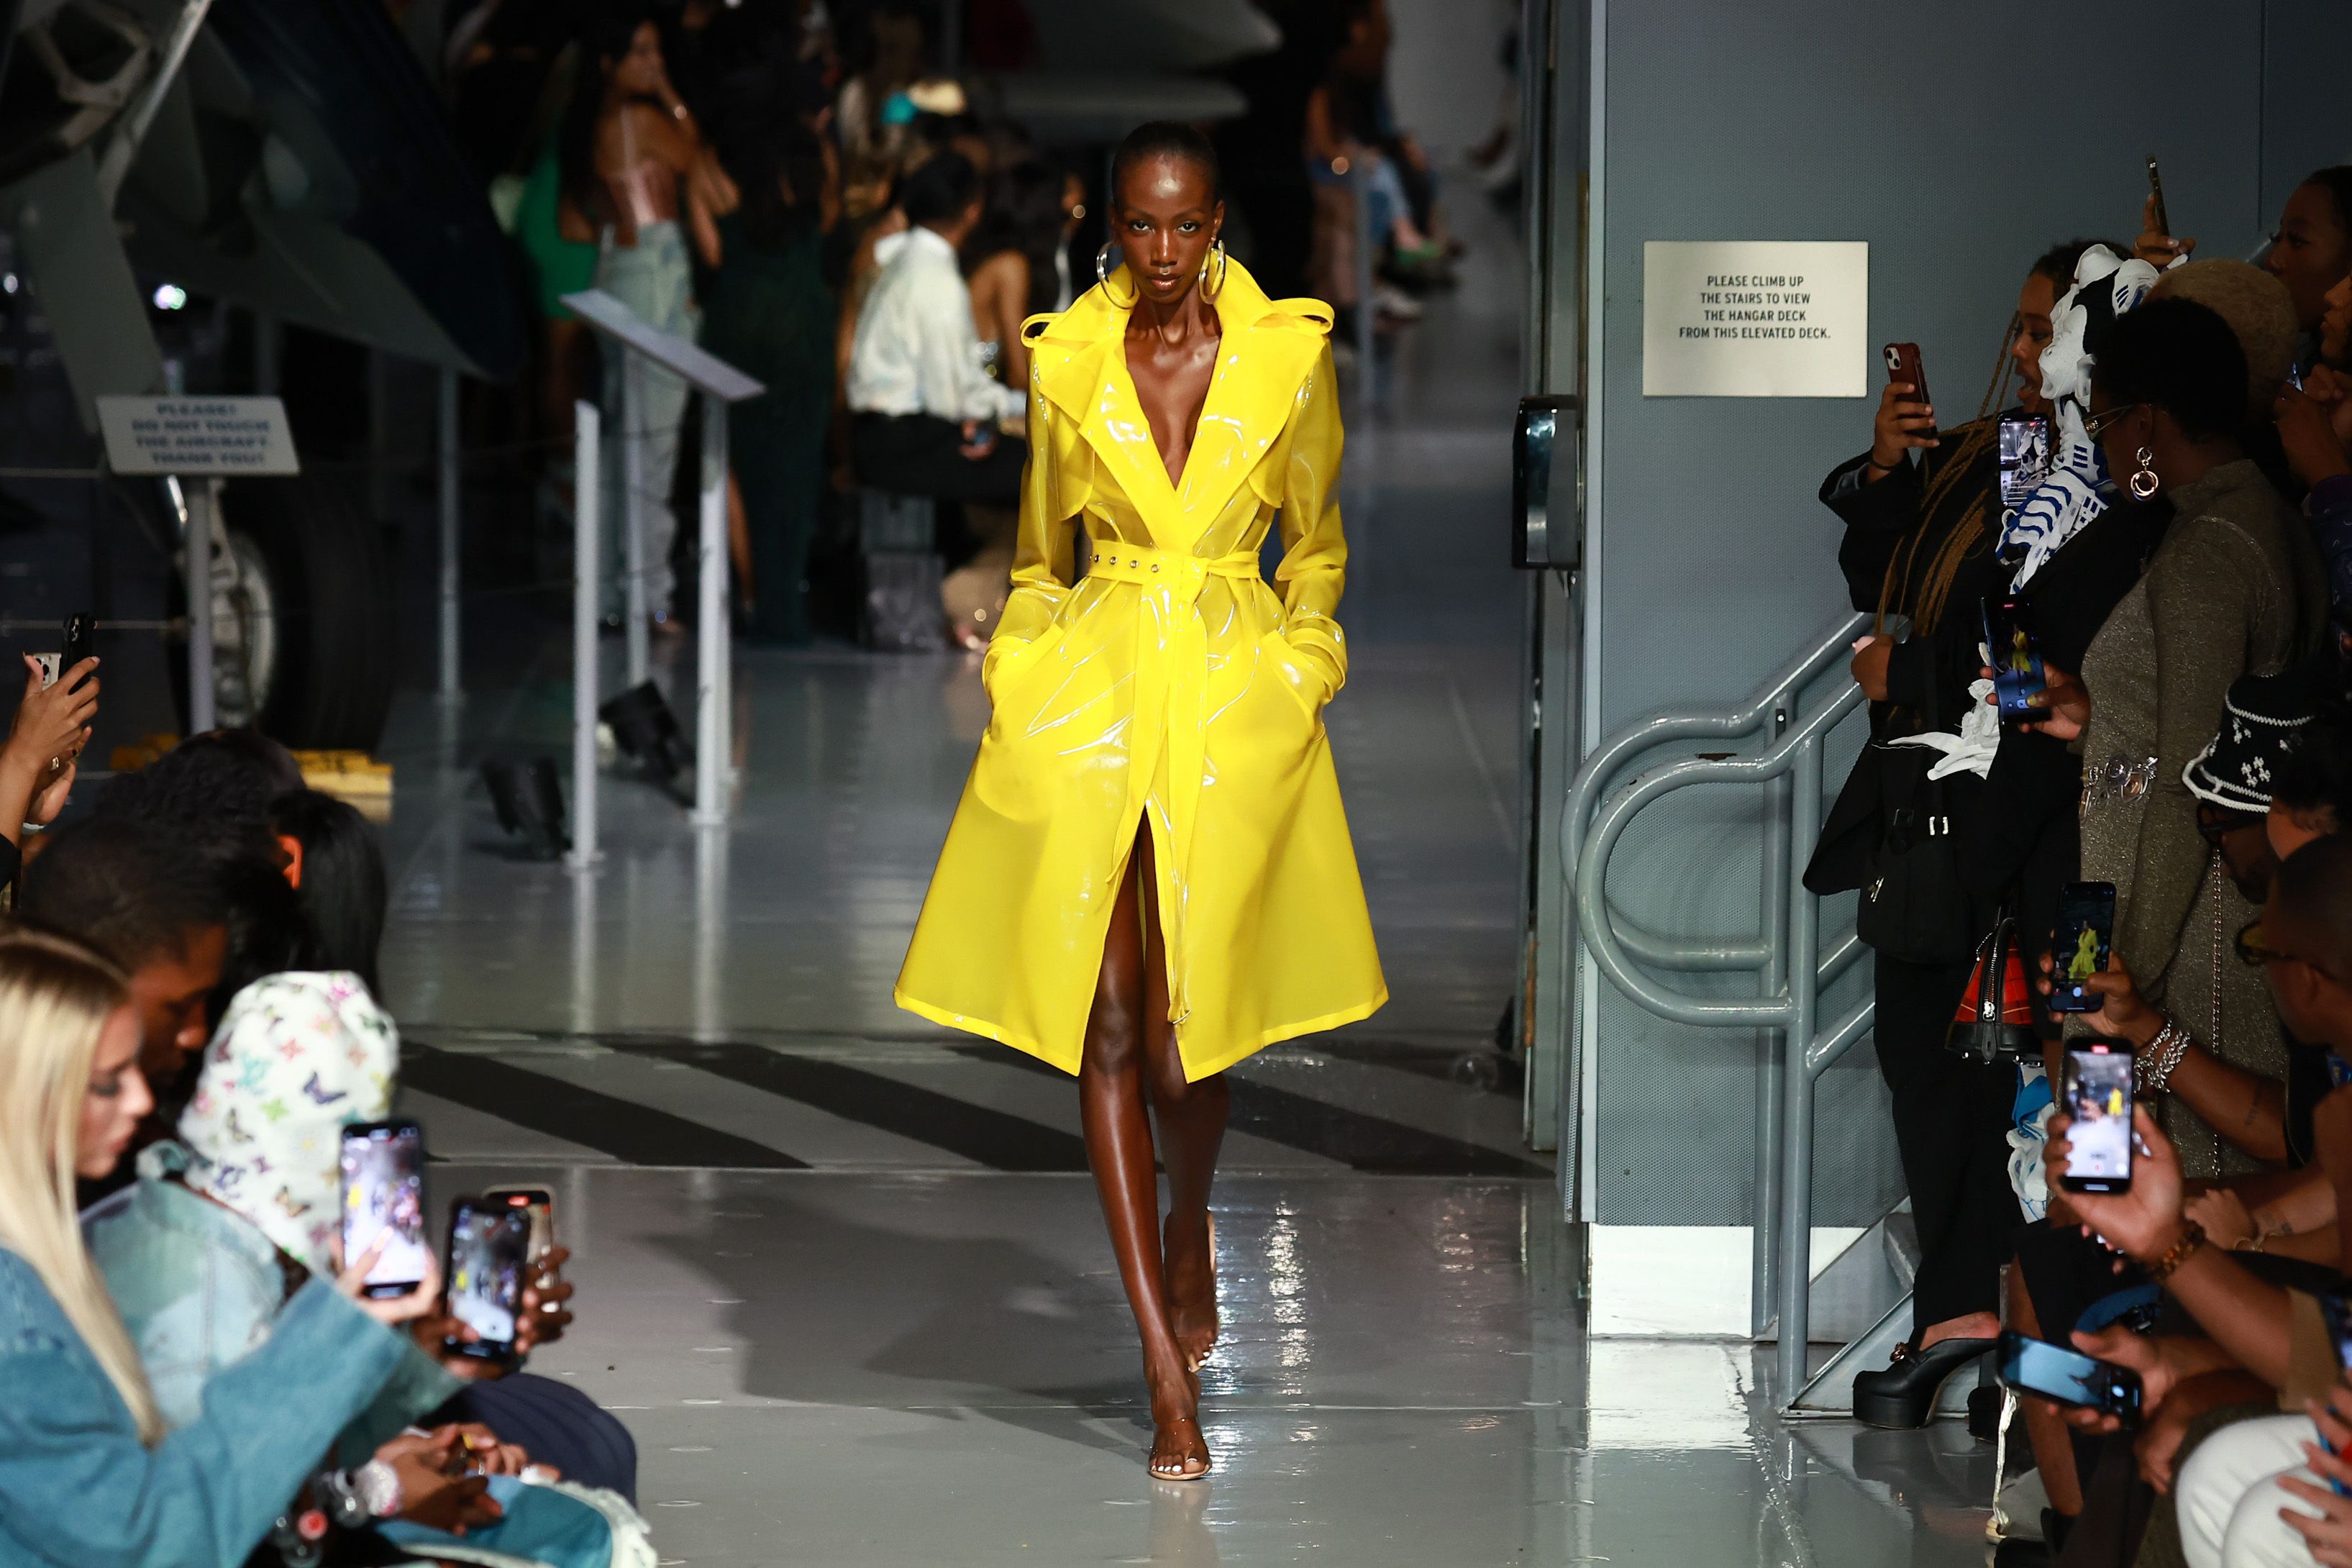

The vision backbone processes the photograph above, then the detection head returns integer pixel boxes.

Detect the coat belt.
[1087,542,1263,1034]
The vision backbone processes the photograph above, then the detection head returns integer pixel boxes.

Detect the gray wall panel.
[1578,1,2340,1227]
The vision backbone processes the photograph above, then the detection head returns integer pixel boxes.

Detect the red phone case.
[1882,342,1931,412]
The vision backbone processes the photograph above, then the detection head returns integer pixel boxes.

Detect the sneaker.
[1372,282,1423,322]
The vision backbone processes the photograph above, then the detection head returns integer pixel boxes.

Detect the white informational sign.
[1641,241,1869,398]
[95,396,299,476]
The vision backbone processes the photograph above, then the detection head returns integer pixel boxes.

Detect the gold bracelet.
[2147,1221,2207,1282]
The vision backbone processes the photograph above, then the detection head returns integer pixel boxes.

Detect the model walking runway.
[896,121,1386,1479]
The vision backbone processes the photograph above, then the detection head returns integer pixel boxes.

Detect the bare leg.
[2009,1261,2082,1516]
[1079,824,1210,1477]
[1138,826,1229,1371]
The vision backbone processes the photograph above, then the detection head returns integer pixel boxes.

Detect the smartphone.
[1982,595,2048,726]
[1883,342,1932,422]
[2318,1295,2352,1497]
[1997,1329,2142,1423]
[2146,155,2171,240]
[61,613,92,684]
[1997,413,2053,513]
[2049,881,2118,1013]
[338,1118,428,1299]
[2061,1043,2136,1193]
[480,1185,556,1260]
[444,1198,532,1363]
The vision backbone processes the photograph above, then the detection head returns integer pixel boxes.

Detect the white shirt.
[847,226,1025,424]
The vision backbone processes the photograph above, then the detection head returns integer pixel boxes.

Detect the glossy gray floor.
[366,181,1995,1562]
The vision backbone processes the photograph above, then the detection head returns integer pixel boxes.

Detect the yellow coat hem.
[891,985,1390,1082]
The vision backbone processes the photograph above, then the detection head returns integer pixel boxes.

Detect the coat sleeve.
[983,367,1079,685]
[2113,521,2266,990]
[0,1270,406,1568]
[1272,342,1349,696]
[1822,450,1925,614]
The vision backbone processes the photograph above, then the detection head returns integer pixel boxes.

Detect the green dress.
[700,209,835,644]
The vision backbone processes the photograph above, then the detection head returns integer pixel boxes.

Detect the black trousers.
[1872,952,2019,1331]
[849,411,1026,507]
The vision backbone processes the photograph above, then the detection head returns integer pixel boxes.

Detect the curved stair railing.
[1566,610,1886,1408]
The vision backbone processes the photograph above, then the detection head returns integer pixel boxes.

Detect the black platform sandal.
[1851,1335,1995,1428]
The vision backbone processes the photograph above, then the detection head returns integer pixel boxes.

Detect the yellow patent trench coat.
[893,258,1387,1081]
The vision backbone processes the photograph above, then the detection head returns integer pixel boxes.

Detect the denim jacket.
[81,1146,460,1461]
[0,1241,405,1567]
[83,1149,629,1568]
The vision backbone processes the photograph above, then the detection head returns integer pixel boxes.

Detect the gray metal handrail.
[1569,612,1877,1408]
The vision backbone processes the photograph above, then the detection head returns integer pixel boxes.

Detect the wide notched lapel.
[1028,260,1326,555]
[1170,293,1323,550]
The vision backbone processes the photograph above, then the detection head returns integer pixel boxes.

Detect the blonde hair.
[0,929,160,1441]
[2148,259,2300,410]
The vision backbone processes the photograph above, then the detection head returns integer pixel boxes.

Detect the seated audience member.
[2051,835,2352,1567]
[237,787,629,1499]
[845,150,1027,506]
[19,816,233,1095]
[2043,836,2352,1556]
[83,974,637,1565]
[0,929,437,1564]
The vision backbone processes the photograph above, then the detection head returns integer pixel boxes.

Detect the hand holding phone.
[1997,1329,2143,1424]
[2049,883,2118,1013]
[444,1198,532,1364]
[339,1119,429,1298]
[1873,343,1938,465]
[1982,595,2049,727]
[2060,1043,2135,1193]
[2137,158,2194,267]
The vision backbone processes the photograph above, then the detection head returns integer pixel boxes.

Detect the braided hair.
[1874,240,2119,639]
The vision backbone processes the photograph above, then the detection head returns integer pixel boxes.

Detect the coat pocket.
[1257,631,1331,726]
[982,623,1067,698]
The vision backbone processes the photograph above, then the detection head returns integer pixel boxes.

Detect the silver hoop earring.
[2130,445,2160,499]
[1199,239,1229,299]
[1095,242,1136,308]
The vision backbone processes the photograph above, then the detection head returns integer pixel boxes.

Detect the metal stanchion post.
[692,392,729,826]
[567,401,602,872]
[621,350,650,687]
[184,476,216,734]
[437,366,461,703]
[1352,161,1377,407]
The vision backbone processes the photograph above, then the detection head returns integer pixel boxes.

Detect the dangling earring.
[1199,238,1228,300]
[1095,242,1136,308]
[2130,445,2160,499]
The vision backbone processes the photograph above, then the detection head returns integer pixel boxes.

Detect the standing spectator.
[1808,242,2100,1427]
[963,160,1076,392]
[703,77,839,645]
[845,152,1026,508]
[562,9,724,636]
[2073,297,2330,1177]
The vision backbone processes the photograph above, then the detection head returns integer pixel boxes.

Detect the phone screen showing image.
[2062,1047,2134,1193]
[339,1121,428,1298]
[446,1201,531,1358]
[1998,414,2053,512]
[1997,1330,2141,1421]
[1983,596,2048,724]
[2050,882,2118,1013]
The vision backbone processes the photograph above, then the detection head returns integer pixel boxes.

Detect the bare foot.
[1163,1211,1218,1372]
[1148,1366,1211,1480]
